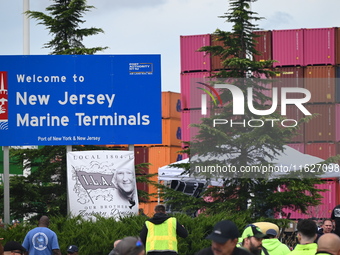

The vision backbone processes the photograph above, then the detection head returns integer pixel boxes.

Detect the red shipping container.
[180,34,211,72]
[287,143,305,153]
[272,29,304,67]
[305,104,336,142]
[253,30,272,63]
[285,105,305,143]
[211,34,226,71]
[305,143,336,160]
[274,67,305,105]
[304,28,336,66]
[135,147,149,194]
[304,66,336,103]
[253,72,273,106]
[180,72,212,109]
[210,34,236,70]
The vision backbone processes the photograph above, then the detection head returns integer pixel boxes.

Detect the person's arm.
[140,223,148,245]
[176,221,188,238]
[52,249,61,255]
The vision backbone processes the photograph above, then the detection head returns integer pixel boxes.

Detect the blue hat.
[266,229,278,237]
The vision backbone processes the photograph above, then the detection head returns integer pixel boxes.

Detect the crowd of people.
[1,205,340,255]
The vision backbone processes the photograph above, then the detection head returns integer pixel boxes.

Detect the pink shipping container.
[287,143,305,153]
[272,29,304,67]
[180,72,212,109]
[280,179,338,219]
[181,109,207,142]
[305,143,336,160]
[180,34,211,72]
[336,104,340,141]
[304,28,336,66]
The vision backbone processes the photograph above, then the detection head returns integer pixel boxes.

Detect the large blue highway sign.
[0,55,161,146]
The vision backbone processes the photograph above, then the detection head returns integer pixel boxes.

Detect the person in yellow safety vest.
[289,219,317,255]
[140,205,188,255]
[239,225,267,255]
[262,229,290,255]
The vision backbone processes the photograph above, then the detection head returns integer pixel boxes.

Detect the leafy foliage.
[161,0,332,218]
[0,213,291,255]
[7,146,157,221]
[26,0,108,54]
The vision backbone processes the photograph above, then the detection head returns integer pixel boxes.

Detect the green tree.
[26,0,108,55]
[8,146,157,221]
[162,0,334,219]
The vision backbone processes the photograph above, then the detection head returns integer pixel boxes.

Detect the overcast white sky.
[1,0,340,92]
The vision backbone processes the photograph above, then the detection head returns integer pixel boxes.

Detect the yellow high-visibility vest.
[145,217,178,253]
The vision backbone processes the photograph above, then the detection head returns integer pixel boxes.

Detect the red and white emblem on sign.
[0,72,8,130]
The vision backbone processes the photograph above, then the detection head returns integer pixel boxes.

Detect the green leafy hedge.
[0,212,289,255]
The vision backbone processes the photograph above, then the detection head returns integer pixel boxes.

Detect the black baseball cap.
[206,220,240,244]
[67,245,78,253]
[241,225,267,239]
[4,241,26,252]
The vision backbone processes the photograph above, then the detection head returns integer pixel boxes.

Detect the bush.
[0,212,288,255]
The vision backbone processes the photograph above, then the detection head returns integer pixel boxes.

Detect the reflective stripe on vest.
[145,217,178,253]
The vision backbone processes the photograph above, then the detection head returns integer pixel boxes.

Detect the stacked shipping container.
[104,92,183,216]
[137,92,183,214]
[257,27,340,219]
[180,27,340,220]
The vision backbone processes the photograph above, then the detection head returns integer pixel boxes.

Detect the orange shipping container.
[136,119,182,147]
[304,66,336,103]
[139,201,160,216]
[148,146,183,197]
[162,91,181,119]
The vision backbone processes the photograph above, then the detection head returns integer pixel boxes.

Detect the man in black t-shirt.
[196,220,251,255]
[331,205,340,237]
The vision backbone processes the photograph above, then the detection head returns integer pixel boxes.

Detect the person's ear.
[296,233,301,242]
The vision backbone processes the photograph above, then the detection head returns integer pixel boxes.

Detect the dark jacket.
[140,213,188,255]
[196,246,252,255]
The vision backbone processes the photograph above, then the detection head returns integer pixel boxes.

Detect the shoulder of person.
[195,247,213,255]
[233,247,252,255]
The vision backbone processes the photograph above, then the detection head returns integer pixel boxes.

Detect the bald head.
[38,216,50,227]
[318,233,340,255]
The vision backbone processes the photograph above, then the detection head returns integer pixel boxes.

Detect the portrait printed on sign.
[67,150,138,220]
